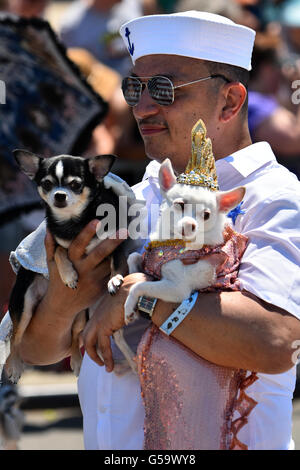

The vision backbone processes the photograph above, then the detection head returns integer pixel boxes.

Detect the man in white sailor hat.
[14,11,300,449]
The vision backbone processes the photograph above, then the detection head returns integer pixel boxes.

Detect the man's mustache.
[137,119,169,128]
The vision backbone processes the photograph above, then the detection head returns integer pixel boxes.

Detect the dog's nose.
[54,192,67,207]
[54,192,67,203]
[182,221,196,236]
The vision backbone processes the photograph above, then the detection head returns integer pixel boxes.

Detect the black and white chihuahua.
[6,150,139,383]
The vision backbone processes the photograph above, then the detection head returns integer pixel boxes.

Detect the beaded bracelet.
[159,291,199,336]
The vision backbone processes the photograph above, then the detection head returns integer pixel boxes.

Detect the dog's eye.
[41,179,53,191]
[203,210,210,221]
[69,180,82,191]
[174,201,185,211]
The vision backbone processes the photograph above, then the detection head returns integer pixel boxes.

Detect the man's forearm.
[151,290,298,374]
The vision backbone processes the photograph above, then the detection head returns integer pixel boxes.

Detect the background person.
[6,0,50,18]
[248,32,300,178]
[59,0,143,76]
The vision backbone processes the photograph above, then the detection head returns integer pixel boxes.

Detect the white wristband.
[159,291,199,336]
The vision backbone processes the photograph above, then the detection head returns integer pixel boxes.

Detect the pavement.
[17,368,84,450]
[11,367,300,450]
[19,407,84,450]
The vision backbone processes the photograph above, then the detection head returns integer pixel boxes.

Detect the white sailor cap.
[120,11,256,71]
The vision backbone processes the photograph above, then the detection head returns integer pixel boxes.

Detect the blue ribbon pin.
[125,27,134,56]
[227,201,245,225]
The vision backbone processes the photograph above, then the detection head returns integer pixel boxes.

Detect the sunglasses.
[121,74,230,107]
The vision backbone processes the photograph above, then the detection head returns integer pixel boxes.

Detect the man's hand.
[20,220,127,366]
[82,272,150,372]
[44,220,127,317]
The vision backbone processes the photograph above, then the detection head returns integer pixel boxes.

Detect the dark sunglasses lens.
[122,77,141,106]
[148,76,174,105]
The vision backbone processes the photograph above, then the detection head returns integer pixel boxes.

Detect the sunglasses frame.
[122,74,231,107]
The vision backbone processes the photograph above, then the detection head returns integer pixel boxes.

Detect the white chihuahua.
[124,158,245,323]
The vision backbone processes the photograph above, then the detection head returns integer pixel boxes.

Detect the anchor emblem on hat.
[125,27,134,56]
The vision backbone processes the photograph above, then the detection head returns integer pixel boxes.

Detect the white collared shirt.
[78,142,300,450]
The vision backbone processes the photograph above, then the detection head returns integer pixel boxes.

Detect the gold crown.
[176,119,219,191]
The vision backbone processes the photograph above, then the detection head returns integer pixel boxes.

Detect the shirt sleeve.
[238,190,300,319]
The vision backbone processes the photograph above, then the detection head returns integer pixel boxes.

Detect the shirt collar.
[142,142,276,182]
[142,159,160,181]
[215,142,276,178]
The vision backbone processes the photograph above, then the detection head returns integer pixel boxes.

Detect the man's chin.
[147,154,165,163]
[146,153,184,174]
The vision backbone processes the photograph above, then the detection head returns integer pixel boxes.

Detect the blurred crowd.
[0,0,299,316]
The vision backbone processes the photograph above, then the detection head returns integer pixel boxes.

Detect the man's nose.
[133,86,160,120]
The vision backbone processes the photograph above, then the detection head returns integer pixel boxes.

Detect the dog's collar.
[145,239,191,250]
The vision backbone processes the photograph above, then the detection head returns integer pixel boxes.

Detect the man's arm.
[83,283,300,374]
[151,290,299,374]
[19,220,126,366]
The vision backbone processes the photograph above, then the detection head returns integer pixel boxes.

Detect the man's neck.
[213,125,252,161]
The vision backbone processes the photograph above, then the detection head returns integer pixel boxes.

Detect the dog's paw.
[125,311,139,325]
[107,274,124,295]
[64,272,78,290]
[128,358,138,375]
[70,356,82,377]
[5,358,24,384]
[124,298,139,325]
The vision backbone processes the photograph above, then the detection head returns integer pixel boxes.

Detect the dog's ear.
[88,154,116,182]
[13,149,41,180]
[216,186,245,213]
[159,159,177,193]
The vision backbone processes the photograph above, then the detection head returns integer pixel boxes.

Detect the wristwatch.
[137,295,158,320]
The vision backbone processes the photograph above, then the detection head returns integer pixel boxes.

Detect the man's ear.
[88,154,116,181]
[13,149,41,180]
[217,186,245,213]
[159,158,177,193]
[219,82,247,122]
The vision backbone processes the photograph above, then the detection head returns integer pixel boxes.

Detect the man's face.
[131,55,221,173]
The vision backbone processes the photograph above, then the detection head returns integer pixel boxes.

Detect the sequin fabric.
[137,226,258,450]
[142,225,247,290]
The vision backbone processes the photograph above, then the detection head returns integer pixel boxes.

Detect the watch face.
[139,296,155,311]
[138,296,157,319]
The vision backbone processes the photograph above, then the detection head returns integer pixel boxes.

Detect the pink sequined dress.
[137,225,258,450]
